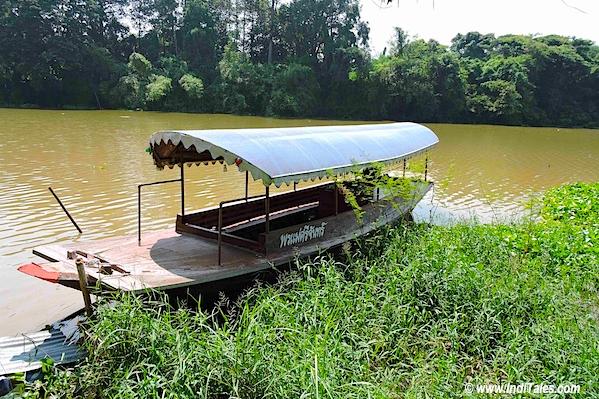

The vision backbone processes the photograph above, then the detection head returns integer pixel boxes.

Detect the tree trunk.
[93,88,102,110]
[267,0,275,64]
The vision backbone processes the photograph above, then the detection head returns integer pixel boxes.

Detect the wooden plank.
[33,244,70,263]
[225,202,319,232]
[33,230,273,292]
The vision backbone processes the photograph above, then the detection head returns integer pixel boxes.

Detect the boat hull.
[19,181,432,292]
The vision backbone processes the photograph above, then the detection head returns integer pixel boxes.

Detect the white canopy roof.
[149,122,439,187]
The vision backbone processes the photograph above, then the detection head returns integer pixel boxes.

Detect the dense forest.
[1,0,598,127]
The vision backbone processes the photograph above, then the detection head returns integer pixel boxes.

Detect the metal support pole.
[180,163,185,217]
[138,185,142,245]
[265,186,270,234]
[245,170,249,200]
[293,182,297,191]
[137,178,181,246]
[48,187,82,234]
[424,157,428,181]
[75,258,92,317]
[218,204,223,265]
[334,186,339,215]
[403,159,406,177]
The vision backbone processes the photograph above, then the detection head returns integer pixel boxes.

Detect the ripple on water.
[1,112,598,266]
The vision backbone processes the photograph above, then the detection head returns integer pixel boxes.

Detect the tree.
[370,37,466,122]
[146,74,173,105]
[152,0,183,55]
[128,0,157,45]
[119,52,153,108]
[278,0,368,70]
[181,0,226,82]
[216,42,272,114]
[0,1,597,127]
[451,32,495,60]
[390,27,409,56]
[269,63,319,116]
[179,74,204,100]
[467,80,524,124]
[527,36,598,126]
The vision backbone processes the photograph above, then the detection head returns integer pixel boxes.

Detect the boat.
[19,123,439,293]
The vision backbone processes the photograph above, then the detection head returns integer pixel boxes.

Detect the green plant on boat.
[406,157,426,175]
[329,161,422,222]
[16,182,599,398]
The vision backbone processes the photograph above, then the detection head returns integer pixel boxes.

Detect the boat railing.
[215,182,337,265]
[138,177,183,246]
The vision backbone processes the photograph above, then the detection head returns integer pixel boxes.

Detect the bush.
[541,182,599,224]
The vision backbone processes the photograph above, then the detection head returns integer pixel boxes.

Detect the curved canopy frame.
[149,122,439,187]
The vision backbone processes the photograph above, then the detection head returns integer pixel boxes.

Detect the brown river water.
[0,108,597,335]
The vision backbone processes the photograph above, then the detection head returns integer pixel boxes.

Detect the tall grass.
[18,183,599,398]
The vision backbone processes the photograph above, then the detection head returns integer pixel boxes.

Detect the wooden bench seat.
[223,201,319,233]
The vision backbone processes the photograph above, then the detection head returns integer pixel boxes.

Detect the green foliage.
[333,162,419,221]
[119,53,154,109]
[119,75,144,109]
[277,0,368,70]
[541,182,599,225]
[370,39,466,121]
[217,42,273,114]
[269,63,319,116]
[451,32,495,59]
[19,184,598,398]
[6,358,74,398]
[0,0,597,126]
[127,52,153,79]
[458,33,599,126]
[178,73,204,100]
[468,79,523,122]
[145,75,172,104]
[181,0,225,81]
[157,56,189,81]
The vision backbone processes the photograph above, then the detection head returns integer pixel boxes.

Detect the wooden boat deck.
[30,181,432,293]
[33,231,280,292]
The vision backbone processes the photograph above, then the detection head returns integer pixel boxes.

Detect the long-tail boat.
[19,123,439,292]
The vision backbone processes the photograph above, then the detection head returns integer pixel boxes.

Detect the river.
[1,108,597,335]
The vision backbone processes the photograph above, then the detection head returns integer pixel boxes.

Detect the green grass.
[17,183,599,398]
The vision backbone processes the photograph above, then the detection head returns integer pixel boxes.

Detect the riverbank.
[4,104,599,130]
[16,182,598,398]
